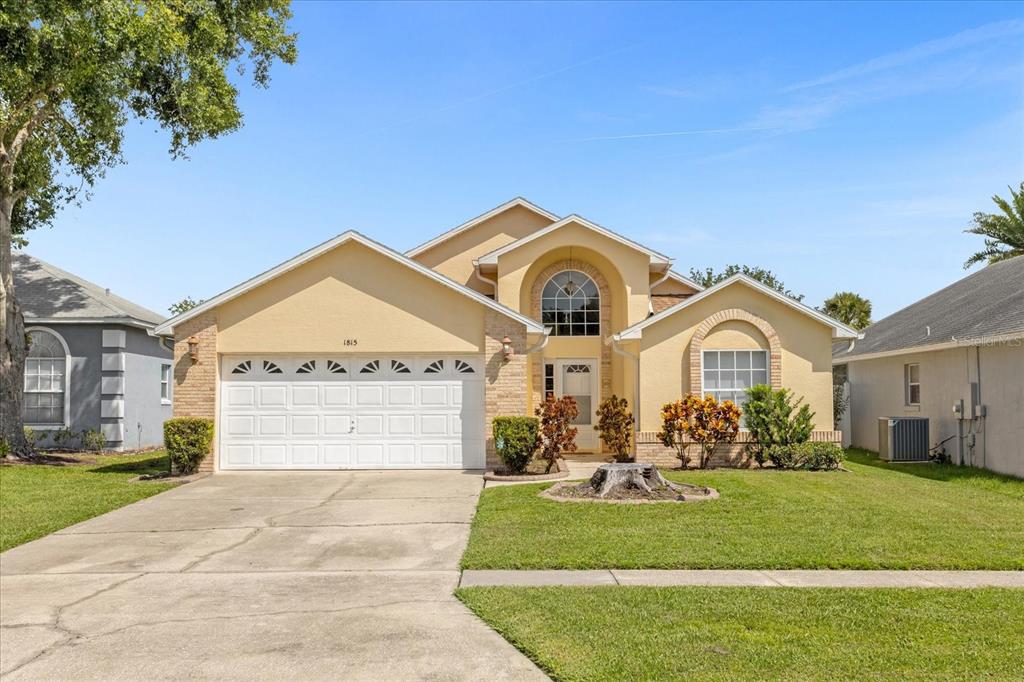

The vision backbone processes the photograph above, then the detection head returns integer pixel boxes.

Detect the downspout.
[648,266,672,315]
[609,335,641,433]
[526,327,552,355]
[473,261,498,298]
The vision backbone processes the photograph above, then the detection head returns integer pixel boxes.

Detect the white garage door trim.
[218,355,485,470]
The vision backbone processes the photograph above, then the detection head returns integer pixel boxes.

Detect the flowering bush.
[658,394,741,469]
[535,395,579,472]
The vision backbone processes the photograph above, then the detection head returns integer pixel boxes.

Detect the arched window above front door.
[541,270,600,336]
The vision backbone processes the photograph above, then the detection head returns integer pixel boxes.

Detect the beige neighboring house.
[156,198,858,472]
[834,256,1024,479]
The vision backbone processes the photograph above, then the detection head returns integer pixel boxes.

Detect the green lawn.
[0,451,176,552]
[462,449,1024,569]
[457,586,1024,681]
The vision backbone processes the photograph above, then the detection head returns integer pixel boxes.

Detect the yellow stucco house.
[156,198,858,471]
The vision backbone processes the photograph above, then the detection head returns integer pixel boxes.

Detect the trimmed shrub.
[767,441,844,470]
[802,442,845,470]
[163,418,215,474]
[595,395,634,462]
[658,394,741,469]
[744,384,814,466]
[493,416,539,474]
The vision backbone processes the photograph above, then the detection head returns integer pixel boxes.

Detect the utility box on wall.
[878,417,929,462]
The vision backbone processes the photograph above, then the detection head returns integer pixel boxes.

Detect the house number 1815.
[342,339,358,346]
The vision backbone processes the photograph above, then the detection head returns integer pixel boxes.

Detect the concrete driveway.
[0,471,546,681]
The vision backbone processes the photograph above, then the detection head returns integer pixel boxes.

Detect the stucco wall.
[637,283,834,432]
[497,221,652,327]
[216,240,488,354]
[122,327,174,450]
[410,204,555,294]
[26,323,171,449]
[846,342,1023,478]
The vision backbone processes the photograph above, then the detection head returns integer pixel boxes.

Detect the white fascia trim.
[833,329,1024,364]
[664,269,705,291]
[613,274,863,341]
[475,214,672,267]
[154,231,545,336]
[27,316,157,330]
[405,197,561,257]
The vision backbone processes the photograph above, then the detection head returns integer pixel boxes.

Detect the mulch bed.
[540,480,719,504]
[484,457,569,482]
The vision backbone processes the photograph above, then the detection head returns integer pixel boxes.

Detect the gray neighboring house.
[13,252,173,450]
[834,256,1024,478]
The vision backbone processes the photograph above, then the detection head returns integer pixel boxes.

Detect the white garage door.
[218,355,485,470]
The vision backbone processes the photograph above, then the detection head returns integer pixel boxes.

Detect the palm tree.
[964,183,1024,268]
[822,292,872,330]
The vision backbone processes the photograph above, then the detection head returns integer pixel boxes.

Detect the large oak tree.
[1,1,296,456]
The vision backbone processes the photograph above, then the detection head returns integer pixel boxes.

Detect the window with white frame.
[702,350,768,407]
[541,270,600,336]
[905,363,920,405]
[160,364,171,403]
[24,329,67,426]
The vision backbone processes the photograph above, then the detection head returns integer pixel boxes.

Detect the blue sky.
[24,1,1024,320]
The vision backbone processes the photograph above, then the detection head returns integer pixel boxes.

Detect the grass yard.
[457,586,1024,681]
[462,449,1024,570]
[0,451,176,552]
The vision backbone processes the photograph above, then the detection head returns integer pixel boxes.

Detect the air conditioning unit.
[878,417,929,462]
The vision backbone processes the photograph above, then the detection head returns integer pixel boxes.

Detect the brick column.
[483,309,528,469]
[173,311,218,472]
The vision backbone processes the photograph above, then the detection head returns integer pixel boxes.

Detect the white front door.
[554,358,598,451]
[218,355,485,470]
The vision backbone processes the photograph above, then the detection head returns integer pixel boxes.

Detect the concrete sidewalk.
[460,569,1024,589]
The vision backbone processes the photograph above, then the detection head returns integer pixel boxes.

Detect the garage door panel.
[292,444,319,465]
[290,414,319,437]
[220,355,485,470]
[356,415,383,435]
[225,444,255,465]
[323,385,351,406]
[386,385,416,406]
[258,415,287,436]
[258,444,287,465]
[387,414,416,436]
[355,443,384,465]
[226,386,256,408]
[226,415,255,437]
[323,414,352,436]
[258,385,288,407]
[387,443,415,465]
[323,443,351,465]
[291,385,319,407]
[421,443,448,465]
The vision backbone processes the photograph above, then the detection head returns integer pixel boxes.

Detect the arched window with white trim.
[24,328,70,427]
[541,270,600,336]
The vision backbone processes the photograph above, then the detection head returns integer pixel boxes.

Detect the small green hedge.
[767,441,844,470]
[164,417,215,474]
[493,416,539,474]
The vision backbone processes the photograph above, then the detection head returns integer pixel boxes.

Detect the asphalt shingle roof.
[835,255,1024,359]
[12,252,165,327]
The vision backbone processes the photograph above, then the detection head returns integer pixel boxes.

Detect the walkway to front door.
[0,471,546,681]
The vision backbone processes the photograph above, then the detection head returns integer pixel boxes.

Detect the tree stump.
[588,463,682,498]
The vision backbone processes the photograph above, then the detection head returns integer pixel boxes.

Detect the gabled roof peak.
[405,197,560,258]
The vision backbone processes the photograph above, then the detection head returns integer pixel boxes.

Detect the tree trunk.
[588,463,682,498]
[0,188,31,458]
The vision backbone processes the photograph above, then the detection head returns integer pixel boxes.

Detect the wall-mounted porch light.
[501,335,514,361]
[187,335,200,363]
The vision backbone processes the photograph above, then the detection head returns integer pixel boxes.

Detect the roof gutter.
[833,330,1024,365]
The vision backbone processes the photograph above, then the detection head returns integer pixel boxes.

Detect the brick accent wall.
[484,309,529,469]
[528,258,612,415]
[635,430,843,468]
[173,311,218,472]
[688,308,782,392]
